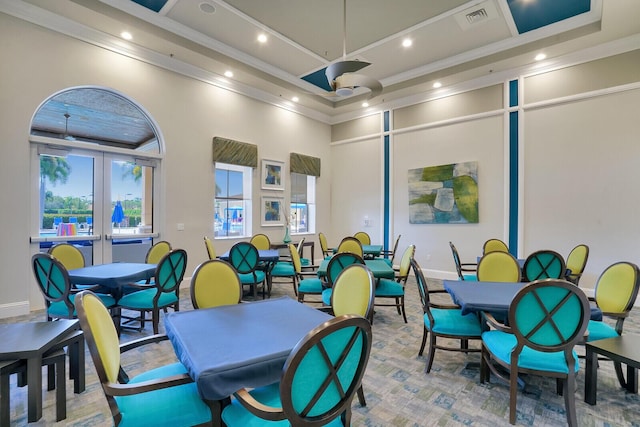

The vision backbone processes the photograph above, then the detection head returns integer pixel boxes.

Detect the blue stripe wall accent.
[508,111,519,254]
[383,111,390,253]
[509,80,518,107]
[508,79,519,254]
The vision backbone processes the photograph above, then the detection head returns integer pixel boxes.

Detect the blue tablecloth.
[218,249,280,263]
[444,280,602,321]
[165,296,332,401]
[316,258,395,280]
[332,245,383,257]
[68,263,156,288]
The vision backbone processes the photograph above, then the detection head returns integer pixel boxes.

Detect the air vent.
[466,8,488,24]
[455,0,498,30]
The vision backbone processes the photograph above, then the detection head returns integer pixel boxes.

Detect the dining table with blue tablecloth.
[164,296,332,426]
[444,280,603,321]
[316,257,395,280]
[332,244,383,258]
[68,262,156,300]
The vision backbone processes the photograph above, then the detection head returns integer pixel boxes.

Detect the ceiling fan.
[325,0,382,99]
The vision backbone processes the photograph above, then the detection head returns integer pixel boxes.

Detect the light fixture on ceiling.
[63,113,75,141]
[325,0,382,99]
[121,31,132,40]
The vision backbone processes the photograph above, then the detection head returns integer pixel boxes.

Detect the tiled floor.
[3,277,640,426]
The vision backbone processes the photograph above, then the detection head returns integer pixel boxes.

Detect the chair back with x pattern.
[280,314,372,425]
[509,279,589,355]
[229,242,260,274]
[523,250,566,281]
[154,249,188,297]
[32,253,74,316]
[326,252,365,287]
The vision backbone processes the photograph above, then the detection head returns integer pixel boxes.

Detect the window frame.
[214,162,252,239]
[290,172,316,235]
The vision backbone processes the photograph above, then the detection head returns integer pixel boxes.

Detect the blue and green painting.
[408,161,478,224]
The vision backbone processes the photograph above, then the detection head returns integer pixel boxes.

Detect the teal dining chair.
[584,261,640,390]
[411,258,482,373]
[117,249,187,334]
[76,291,213,427]
[449,241,477,280]
[32,253,117,322]
[221,314,372,426]
[522,249,566,281]
[227,241,267,299]
[287,243,324,305]
[374,244,415,323]
[480,279,590,426]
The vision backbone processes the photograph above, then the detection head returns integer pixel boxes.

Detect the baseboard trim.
[0,301,31,319]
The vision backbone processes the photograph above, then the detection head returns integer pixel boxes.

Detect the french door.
[32,146,159,265]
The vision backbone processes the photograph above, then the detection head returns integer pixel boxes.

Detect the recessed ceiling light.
[257,34,268,43]
[402,38,412,48]
[292,96,299,103]
[224,70,233,78]
[535,53,547,61]
[199,2,216,14]
[121,31,132,40]
[362,102,369,108]
[433,82,442,88]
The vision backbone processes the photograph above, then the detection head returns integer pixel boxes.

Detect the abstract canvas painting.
[408,161,478,224]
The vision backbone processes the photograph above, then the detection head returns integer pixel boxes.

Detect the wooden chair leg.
[418,326,427,356]
[356,385,366,406]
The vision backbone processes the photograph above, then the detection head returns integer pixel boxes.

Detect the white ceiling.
[5,0,640,127]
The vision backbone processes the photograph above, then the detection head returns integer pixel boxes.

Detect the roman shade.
[213,137,258,168]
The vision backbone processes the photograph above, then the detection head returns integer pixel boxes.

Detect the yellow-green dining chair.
[476,251,521,282]
[565,244,589,285]
[482,238,509,255]
[190,259,242,309]
[76,291,213,427]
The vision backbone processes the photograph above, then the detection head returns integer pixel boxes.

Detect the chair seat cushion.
[375,279,404,297]
[48,293,116,317]
[322,288,332,306]
[270,263,295,277]
[298,278,323,293]
[300,257,311,266]
[586,320,619,341]
[115,362,211,427]
[221,382,344,427]
[118,289,178,310]
[462,274,477,281]
[482,330,579,374]
[238,271,266,284]
[425,308,482,336]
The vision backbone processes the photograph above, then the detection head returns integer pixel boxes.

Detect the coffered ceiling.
[3,0,640,144]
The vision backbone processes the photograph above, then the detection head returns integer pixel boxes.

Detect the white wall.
[329,137,383,247]
[0,14,331,317]
[392,115,505,275]
[522,88,640,289]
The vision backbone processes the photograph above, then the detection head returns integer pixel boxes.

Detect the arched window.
[30,86,163,264]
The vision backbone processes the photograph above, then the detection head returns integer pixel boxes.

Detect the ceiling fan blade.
[325,60,371,87]
[335,73,383,98]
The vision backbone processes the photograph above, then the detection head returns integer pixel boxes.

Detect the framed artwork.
[261,159,284,190]
[408,161,479,224]
[261,196,284,226]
